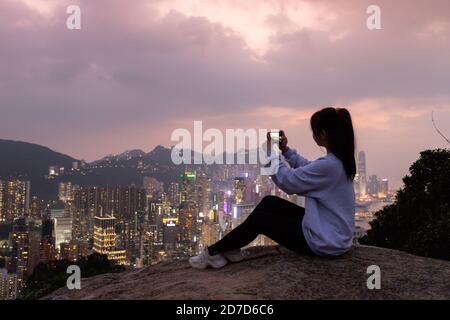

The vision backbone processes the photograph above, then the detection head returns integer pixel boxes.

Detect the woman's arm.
[282,148,311,168]
[277,132,310,168]
[271,156,334,197]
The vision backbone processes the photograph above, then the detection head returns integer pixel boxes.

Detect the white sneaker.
[222,249,248,263]
[189,247,228,269]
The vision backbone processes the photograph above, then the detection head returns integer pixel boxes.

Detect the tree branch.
[432,111,450,146]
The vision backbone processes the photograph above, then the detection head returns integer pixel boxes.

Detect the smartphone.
[269,131,280,142]
[269,130,284,142]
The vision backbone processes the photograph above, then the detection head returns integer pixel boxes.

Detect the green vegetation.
[360,149,450,261]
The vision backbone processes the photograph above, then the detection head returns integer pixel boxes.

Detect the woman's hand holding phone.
[267,130,289,154]
[279,131,289,154]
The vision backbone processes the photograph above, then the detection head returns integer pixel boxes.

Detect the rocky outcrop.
[43,245,450,300]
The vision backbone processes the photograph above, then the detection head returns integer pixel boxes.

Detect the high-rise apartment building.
[0,269,18,300]
[168,182,180,207]
[92,215,127,265]
[178,171,201,255]
[196,173,210,216]
[73,185,147,240]
[0,180,30,222]
[58,182,78,203]
[10,217,29,293]
[180,171,197,204]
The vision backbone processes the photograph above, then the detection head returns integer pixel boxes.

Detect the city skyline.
[0,137,403,191]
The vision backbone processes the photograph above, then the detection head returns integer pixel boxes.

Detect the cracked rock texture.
[43,245,450,300]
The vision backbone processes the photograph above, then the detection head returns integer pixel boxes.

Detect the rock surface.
[43,245,450,300]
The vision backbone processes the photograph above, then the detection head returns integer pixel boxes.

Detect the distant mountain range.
[0,139,261,200]
[0,139,184,199]
[92,149,147,164]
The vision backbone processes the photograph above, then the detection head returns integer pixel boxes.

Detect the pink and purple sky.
[1,0,450,189]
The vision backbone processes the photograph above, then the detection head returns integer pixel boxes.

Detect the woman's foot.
[189,247,228,269]
[222,249,248,263]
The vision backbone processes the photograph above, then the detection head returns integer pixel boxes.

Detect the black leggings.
[208,195,314,256]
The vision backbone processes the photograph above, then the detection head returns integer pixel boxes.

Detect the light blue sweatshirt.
[270,148,355,257]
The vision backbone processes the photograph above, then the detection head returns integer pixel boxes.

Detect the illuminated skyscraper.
[93,214,127,265]
[379,179,389,198]
[196,173,210,215]
[0,180,30,222]
[148,201,168,225]
[357,151,367,197]
[0,269,18,300]
[168,182,180,207]
[233,177,246,204]
[53,216,72,252]
[200,222,221,249]
[140,225,160,266]
[29,196,43,219]
[10,217,29,293]
[180,171,197,204]
[178,171,200,255]
[178,202,198,255]
[73,187,97,239]
[73,185,147,239]
[58,182,78,203]
[162,217,180,251]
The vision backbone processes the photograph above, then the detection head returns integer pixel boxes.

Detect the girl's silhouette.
[190,107,356,269]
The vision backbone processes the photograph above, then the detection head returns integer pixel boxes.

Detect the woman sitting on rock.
[189,107,356,269]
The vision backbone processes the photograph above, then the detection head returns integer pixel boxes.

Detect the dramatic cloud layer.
[1,0,450,188]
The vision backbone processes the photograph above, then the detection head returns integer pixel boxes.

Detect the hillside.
[43,245,450,300]
[0,140,183,199]
[0,139,77,178]
[0,139,78,198]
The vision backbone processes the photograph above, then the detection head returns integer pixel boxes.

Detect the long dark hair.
[310,107,356,180]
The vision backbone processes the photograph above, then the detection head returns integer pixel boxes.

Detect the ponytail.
[310,107,356,180]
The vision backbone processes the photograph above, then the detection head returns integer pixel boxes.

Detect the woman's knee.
[253,195,280,212]
[258,195,279,207]
[247,205,274,224]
